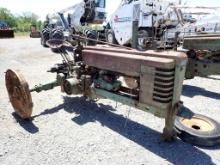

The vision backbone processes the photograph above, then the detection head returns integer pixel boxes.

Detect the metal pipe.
[71,34,133,50]
[30,81,59,93]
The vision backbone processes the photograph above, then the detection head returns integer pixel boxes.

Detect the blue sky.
[0,0,219,20]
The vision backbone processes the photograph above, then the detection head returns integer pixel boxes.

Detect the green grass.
[14,32,30,37]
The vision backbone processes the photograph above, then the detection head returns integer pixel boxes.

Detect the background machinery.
[30,24,41,38]
[0,20,14,38]
[178,7,220,79]
[40,12,70,48]
[40,0,106,48]
[105,0,183,49]
[182,34,220,79]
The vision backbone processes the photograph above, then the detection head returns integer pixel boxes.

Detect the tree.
[0,7,42,32]
[36,20,43,30]
[0,8,16,28]
[16,12,41,32]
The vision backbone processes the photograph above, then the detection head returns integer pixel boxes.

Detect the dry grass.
[14,32,30,37]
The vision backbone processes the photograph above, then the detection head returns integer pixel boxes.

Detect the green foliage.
[0,7,42,32]
[0,8,16,27]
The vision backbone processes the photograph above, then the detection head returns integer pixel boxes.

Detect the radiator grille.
[153,68,175,103]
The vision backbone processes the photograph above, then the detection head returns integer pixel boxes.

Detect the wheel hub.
[180,117,215,132]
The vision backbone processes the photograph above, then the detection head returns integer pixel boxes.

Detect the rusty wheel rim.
[5,69,33,119]
[180,116,215,132]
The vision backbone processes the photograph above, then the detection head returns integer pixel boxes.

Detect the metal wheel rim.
[180,117,215,132]
[5,70,33,119]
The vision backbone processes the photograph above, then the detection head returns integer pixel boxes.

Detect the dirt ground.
[0,38,220,165]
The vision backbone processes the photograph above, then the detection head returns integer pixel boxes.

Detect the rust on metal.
[82,50,175,77]
[5,70,33,119]
[82,49,176,110]
[84,46,187,62]
[183,35,220,51]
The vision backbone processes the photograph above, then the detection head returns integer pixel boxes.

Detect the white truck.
[106,0,183,49]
